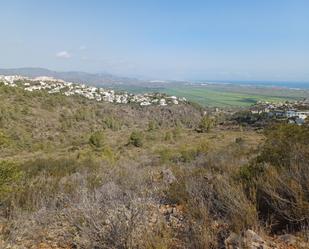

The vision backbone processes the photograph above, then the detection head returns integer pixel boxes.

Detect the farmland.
[114,83,309,107]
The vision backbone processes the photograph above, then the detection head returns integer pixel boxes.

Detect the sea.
[203,80,309,90]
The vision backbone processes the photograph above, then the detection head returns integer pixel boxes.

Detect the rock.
[298,241,309,249]
[277,234,297,246]
[172,207,177,214]
[166,206,173,214]
[225,232,241,249]
[243,230,270,249]
[244,229,265,244]
[169,215,179,226]
[161,169,176,185]
[176,204,185,212]
[159,205,168,215]
[149,215,157,224]
[225,230,272,249]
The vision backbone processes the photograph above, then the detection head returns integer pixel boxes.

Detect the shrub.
[197,115,215,133]
[164,131,173,142]
[196,139,209,154]
[187,173,258,233]
[172,127,183,139]
[239,124,309,233]
[163,127,183,142]
[256,165,309,232]
[89,131,105,148]
[102,117,121,131]
[128,131,143,147]
[0,130,10,148]
[102,146,117,164]
[5,156,100,211]
[157,147,175,163]
[0,161,23,201]
[21,157,81,178]
[258,124,309,168]
[147,120,158,131]
[165,177,189,205]
[235,137,244,144]
[179,146,198,162]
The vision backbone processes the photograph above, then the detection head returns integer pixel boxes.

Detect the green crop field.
[160,86,304,107]
[115,84,309,107]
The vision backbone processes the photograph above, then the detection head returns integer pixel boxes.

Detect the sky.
[0,0,309,82]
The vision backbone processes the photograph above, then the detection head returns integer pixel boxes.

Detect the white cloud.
[56,51,71,59]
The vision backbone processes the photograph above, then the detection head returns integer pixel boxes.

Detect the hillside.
[0,83,308,248]
[0,83,199,158]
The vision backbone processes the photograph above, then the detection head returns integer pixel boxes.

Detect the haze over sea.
[200,80,309,90]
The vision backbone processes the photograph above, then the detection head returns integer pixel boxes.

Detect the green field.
[115,84,309,107]
[161,86,305,107]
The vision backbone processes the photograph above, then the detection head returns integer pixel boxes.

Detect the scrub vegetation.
[0,83,308,248]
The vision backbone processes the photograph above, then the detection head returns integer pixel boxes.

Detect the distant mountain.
[0,67,141,86]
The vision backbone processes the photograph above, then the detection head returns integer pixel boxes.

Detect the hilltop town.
[2,74,309,127]
[0,75,186,107]
[250,99,309,124]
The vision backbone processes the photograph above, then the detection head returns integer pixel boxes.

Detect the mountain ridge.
[0,67,140,86]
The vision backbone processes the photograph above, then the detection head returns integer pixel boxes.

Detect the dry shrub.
[128,130,144,147]
[185,202,221,249]
[186,172,258,233]
[240,124,309,233]
[256,164,309,232]
[64,182,171,249]
[1,157,101,215]
[4,178,176,249]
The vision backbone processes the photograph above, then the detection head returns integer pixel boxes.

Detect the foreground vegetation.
[0,84,308,248]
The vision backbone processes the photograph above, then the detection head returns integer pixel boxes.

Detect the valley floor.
[116,83,309,107]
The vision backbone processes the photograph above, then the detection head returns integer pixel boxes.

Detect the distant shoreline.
[194,80,309,90]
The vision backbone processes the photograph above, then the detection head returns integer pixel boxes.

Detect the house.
[159,99,167,106]
[286,110,309,120]
[288,117,305,125]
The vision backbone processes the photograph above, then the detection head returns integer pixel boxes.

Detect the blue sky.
[0,0,308,81]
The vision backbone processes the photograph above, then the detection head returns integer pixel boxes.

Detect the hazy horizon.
[1,0,309,82]
[1,67,309,90]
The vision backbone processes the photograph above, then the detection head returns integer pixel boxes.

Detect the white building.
[286,110,309,120]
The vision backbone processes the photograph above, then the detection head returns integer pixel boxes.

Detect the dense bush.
[240,124,309,232]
